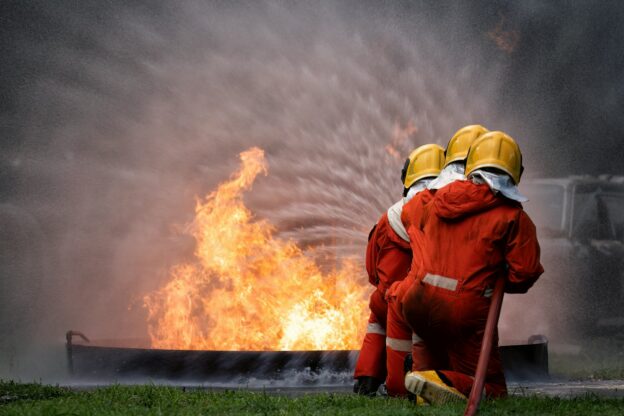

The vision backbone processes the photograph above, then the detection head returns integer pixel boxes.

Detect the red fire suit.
[384,189,435,397]
[354,208,412,386]
[402,180,543,398]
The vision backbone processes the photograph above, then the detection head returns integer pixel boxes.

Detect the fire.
[385,120,418,159]
[487,13,519,54]
[144,147,369,351]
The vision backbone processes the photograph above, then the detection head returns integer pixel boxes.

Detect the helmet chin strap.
[400,158,410,184]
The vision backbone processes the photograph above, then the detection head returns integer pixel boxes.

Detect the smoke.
[1,0,623,380]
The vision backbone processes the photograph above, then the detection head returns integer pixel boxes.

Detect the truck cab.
[500,176,624,342]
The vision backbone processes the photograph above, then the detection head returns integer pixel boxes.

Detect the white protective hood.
[387,178,433,242]
[427,162,465,190]
[404,178,433,203]
[468,169,528,202]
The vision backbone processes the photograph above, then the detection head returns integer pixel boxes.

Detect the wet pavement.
[508,379,624,398]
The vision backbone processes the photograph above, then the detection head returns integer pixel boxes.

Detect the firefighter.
[353,144,445,396]
[384,124,489,398]
[402,131,544,404]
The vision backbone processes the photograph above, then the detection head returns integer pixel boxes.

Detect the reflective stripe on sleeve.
[367,322,386,335]
[412,333,423,343]
[387,200,410,242]
[386,337,412,352]
[423,273,458,291]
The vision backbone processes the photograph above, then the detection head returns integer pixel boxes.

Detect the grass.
[1,381,624,415]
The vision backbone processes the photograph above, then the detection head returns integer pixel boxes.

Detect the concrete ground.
[508,379,624,398]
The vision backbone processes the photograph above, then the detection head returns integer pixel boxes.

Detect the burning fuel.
[2,0,624,385]
[143,147,369,351]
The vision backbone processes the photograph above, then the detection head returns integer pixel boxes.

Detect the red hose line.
[464,278,505,416]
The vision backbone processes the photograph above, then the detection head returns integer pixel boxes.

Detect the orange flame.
[385,120,418,159]
[144,147,369,351]
[487,13,519,54]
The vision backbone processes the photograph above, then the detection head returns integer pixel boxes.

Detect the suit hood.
[433,180,516,220]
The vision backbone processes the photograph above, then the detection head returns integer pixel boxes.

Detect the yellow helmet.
[465,131,524,184]
[444,124,489,167]
[401,144,445,189]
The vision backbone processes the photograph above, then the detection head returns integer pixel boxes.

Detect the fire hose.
[463,277,505,416]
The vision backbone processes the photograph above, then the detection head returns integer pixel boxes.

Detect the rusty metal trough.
[66,331,548,383]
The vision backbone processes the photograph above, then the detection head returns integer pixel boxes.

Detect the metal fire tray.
[66,331,548,382]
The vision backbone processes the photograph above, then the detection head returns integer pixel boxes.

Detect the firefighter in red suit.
[402,131,544,404]
[384,124,489,398]
[353,144,445,396]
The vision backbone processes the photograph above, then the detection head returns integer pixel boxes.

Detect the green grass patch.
[0,381,71,405]
[1,381,623,415]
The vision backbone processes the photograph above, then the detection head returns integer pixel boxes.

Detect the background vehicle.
[500,176,624,343]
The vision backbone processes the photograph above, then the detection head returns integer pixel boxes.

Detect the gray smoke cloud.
[1,0,623,380]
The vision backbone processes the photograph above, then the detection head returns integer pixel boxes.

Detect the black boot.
[403,353,413,374]
[353,376,383,397]
[403,353,417,403]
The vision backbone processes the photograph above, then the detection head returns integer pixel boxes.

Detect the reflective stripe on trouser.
[421,273,495,298]
[354,312,387,380]
[367,322,386,336]
[422,273,458,291]
[385,294,412,397]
